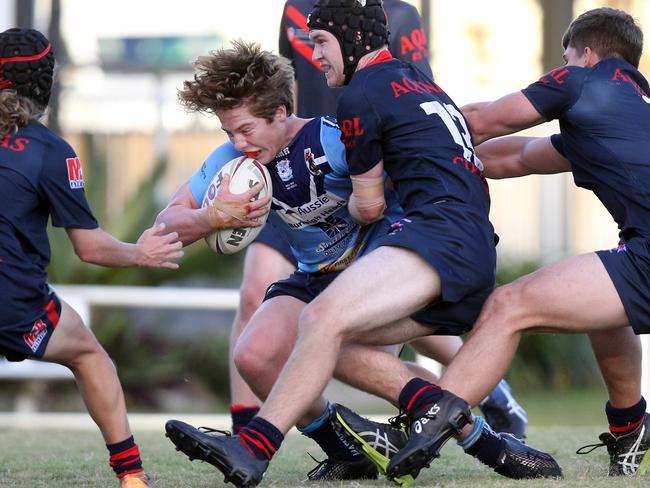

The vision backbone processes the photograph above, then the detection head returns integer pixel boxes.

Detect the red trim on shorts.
[43,298,60,326]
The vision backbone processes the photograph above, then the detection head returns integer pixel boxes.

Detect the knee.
[233,332,270,382]
[475,283,529,334]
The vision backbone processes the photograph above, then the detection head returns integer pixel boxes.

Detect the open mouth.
[245,151,261,159]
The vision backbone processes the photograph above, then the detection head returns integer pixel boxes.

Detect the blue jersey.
[189,117,403,272]
[0,122,98,327]
[338,55,491,222]
[522,58,650,240]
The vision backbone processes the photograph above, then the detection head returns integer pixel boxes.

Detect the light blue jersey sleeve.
[320,117,348,176]
[189,141,242,203]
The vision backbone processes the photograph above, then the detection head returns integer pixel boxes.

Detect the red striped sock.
[237,417,284,460]
[107,436,143,478]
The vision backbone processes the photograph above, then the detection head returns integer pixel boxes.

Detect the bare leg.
[590,328,642,408]
[41,300,130,444]
[229,243,295,406]
[258,246,442,433]
[410,335,463,366]
[440,253,631,406]
[234,295,328,427]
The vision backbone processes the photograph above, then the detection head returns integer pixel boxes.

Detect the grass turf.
[0,424,648,487]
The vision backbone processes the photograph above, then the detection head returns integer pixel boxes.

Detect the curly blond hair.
[178,40,294,122]
[0,90,43,138]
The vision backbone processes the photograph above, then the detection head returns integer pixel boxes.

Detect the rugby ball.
[201,156,272,254]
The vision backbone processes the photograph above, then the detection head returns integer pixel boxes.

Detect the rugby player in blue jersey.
[158,38,538,485]
[228,0,525,447]
[0,28,186,488]
[420,7,650,477]
[158,3,561,486]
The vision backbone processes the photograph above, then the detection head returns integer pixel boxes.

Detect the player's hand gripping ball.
[202,156,272,254]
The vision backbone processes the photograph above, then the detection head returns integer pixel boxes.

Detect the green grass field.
[1,390,648,487]
[0,425,648,487]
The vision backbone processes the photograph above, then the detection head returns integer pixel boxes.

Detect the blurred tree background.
[0,134,603,413]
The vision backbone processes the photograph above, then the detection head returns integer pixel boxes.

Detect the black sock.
[107,435,143,478]
[398,377,443,417]
[606,397,647,435]
[230,404,260,434]
[302,409,363,461]
[238,417,284,460]
[464,420,503,468]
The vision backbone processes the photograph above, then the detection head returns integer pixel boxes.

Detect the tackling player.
[0,28,185,488]
[415,7,650,477]
[159,2,561,486]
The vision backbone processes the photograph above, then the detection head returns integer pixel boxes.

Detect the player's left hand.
[207,174,272,228]
[136,223,184,269]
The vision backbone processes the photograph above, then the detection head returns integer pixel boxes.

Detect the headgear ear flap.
[308,0,389,85]
[0,28,55,107]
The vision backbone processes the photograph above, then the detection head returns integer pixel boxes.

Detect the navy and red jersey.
[0,122,97,327]
[338,56,491,220]
[522,58,650,240]
[279,0,433,118]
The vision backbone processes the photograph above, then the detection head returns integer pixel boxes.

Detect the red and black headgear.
[307,0,389,85]
[0,28,55,107]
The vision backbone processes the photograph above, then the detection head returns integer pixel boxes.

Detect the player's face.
[310,29,345,87]
[218,105,287,164]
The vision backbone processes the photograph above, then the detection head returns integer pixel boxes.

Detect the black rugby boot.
[306,455,378,481]
[166,420,267,487]
[491,433,563,479]
[386,390,472,481]
[331,403,412,485]
[577,413,650,476]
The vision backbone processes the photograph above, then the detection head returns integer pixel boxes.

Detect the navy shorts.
[253,222,297,267]
[597,237,650,334]
[0,291,62,362]
[374,203,497,335]
[264,270,341,304]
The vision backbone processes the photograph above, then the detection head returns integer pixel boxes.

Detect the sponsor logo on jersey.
[0,135,29,152]
[23,319,48,353]
[275,192,347,229]
[66,157,85,189]
[399,28,428,63]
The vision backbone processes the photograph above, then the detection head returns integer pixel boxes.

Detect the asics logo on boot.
[413,404,441,434]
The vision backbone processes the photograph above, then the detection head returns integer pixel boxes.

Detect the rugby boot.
[306,455,378,481]
[385,389,472,481]
[332,403,413,485]
[165,420,267,487]
[577,413,650,476]
[489,432,562,478]
[479,379,528,439]
[119,471,153,488]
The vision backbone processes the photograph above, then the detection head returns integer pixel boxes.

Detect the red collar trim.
[365,50,393,68]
